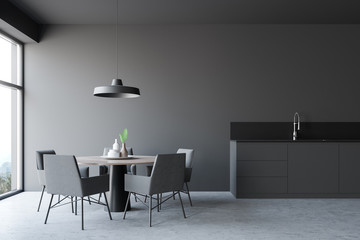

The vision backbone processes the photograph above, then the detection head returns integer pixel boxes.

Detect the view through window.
[0,33,23,196]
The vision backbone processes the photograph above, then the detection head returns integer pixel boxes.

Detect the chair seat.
[81,174,109,197]
[125,174,151,195]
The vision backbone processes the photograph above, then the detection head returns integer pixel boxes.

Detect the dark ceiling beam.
[0,0,41,42]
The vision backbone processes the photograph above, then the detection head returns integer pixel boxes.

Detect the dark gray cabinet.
[288,143,338,194]
[231,140,360,198]
[231,142,287,197]
[339,143,360,193]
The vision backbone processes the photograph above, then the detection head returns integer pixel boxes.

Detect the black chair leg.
[123,192,131,219]
[103,192,112,220]
[75,196,77,215]
[157,194,160,212]
[81,197,84,230]
[185,182,193,206]
[37,185,45,212]
[149,194,152,227]
[160,193,162,210]
[178,192,186,218]
[98,193,102,203]
[44,194,54,224]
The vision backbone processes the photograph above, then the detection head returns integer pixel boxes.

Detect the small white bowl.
[108,150,120,158]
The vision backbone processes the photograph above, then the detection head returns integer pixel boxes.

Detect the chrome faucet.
[293,112,300,140]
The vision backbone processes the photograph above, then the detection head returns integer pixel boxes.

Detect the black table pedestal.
[106,165,131,212]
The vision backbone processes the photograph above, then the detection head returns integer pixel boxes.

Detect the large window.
[0,33,23,197]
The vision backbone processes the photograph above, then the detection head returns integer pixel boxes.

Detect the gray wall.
[25,24,360,191]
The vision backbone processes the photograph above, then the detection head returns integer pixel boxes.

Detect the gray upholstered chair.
[36,150,90,212]
[177,148,195,206]
[36,150,56,212]
[123,153,186,227]
[44,155,112,230]
[138,148,195,206]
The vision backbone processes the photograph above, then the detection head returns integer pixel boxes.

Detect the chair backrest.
[126,148,134,173]
[149,153,185,195]
[44,155,83,196]
[36,150,56,170]
[177,149,194,168]
[127,147,134,155]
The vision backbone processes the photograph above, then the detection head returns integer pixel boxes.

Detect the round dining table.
[77,155,155,212]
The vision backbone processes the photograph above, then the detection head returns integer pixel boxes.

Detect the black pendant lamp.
[93,0,140,98]
[94,79,140,98]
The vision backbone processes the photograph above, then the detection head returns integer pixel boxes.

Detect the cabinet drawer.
[237,161,287,177]
[237,143,287,161]
[237,177,287,194]
[339,143,360,193]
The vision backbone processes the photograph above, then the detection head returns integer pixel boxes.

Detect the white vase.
[113,139,120,151]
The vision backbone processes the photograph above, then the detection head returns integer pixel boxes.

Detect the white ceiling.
[9,0,360,25]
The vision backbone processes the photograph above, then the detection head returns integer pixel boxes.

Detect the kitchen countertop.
[232,139,360,142]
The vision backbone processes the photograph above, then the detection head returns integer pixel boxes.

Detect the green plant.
[0,174,11,194]
[119,128,128,143]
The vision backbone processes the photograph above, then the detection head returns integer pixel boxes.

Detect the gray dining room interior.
[4,1,360,239]
[2,0,359,193]
[24,23,360,191]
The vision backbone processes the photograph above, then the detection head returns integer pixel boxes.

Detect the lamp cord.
[116,0,118,79]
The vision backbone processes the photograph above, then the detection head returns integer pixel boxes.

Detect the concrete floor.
[1,192,360,240]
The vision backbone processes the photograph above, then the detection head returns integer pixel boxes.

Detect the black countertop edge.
[231,122,360,141]
[232,139,360,142]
